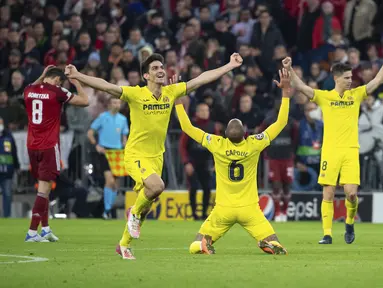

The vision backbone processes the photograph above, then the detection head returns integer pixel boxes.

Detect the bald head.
[225,119,245,143]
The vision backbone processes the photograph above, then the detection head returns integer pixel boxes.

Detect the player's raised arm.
[264,69,291,141]
[366,64,383,94]
[186,53,243,93]
[282,57,314,99]
[67,79,89,107]
[65,64,122,98]
[174,99,205,144]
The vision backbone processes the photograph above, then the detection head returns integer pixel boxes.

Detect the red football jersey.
[24,83,73,150]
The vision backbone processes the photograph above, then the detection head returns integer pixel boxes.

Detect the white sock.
[42,226,51,233]
[28,229,37,236]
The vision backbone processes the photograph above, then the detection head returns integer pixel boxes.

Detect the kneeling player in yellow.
[283,57,383,244]
[175,69,292,255]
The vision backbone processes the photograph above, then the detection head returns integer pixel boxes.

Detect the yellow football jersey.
[312,85,367,149]
[201,132,271,207]
[120,83,186,157]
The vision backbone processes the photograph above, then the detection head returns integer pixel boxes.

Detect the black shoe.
[318,235,333,244]
[344,224,355,244]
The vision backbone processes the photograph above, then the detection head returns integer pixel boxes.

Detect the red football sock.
[41,198,49,227]
[282,199,289,214]
[29,194,48,230]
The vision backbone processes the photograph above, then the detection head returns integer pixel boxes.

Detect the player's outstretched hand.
[273,68,291,90]
[65,64,79,79]
[229,53,243,69]
[282,57,292,70]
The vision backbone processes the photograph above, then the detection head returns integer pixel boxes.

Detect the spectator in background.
[344,0,377,59]
[211,16,236,63]
[73,31,93,71]
[260,98,299,222]
[197,5,215,38]
[124,27,150,57]
[0,116,19,217]
[164,49,178,80]
[296,102,323,191]
[0,49,25,91]
[154,31,172,57]
[110,66,129,86]
[231,9,256,45]
[348,47,363,87]
[250,10,285,79]
[179,102,218,220]
[312,1,341,50]
[216,72,235,117]
[0,88,27,131]
[144,12,171,46]
[8,70,25,104]
[235,94,263,135]
[68,14,83,45]
[120,49,140,76]
[308,62,328,88]
[366,44,383,73]
[23,51,44,85]
[220,0,241,27]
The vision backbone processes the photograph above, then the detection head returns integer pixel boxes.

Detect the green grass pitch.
[0,219,383,288]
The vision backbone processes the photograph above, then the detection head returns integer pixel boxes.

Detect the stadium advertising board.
[125,191,376,222]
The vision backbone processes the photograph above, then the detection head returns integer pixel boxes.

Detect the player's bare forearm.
[70,81,89,106]
[87,129,97,145]
[366,66,383,94]
[290,68,314,99]
[75,73,122,98]
[175,104,205,143]
[186,64,232,93]
[264,97,290,141]
[186,53,243,93]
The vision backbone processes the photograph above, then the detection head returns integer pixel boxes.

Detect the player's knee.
[346,191,357,202]
[151,180,165,197]
[323,186,335,201]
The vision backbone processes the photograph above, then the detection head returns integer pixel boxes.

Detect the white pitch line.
[0,254,49,264]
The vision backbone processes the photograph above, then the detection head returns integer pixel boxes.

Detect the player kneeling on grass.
[175,69,292,256]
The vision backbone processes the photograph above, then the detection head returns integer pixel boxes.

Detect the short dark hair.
[44,67,67,82]
[140,53,164,78]
[331,62,352,76]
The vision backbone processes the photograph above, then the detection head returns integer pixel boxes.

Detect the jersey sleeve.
[120,86,138,102]
[56,86,73,103]
[168,82,187,99]
[248,132,271,151]
[90,114,103,131]
[351,85,368,101]
[201,133,222,153]
[311,89,327,106]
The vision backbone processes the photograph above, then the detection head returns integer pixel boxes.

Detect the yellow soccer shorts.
[125,155,164,192]
[318,148,360,186]
[198,203,275,243]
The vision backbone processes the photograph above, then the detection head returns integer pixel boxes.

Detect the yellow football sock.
[345,197,358,225]
[189,241,202,254]
[321,200,334,236]
[119,225,133,247]
[131,189,151,217]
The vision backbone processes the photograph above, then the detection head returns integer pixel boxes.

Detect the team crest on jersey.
[141,168,146,174]
[255,133,264,140]
[347,96,354,101]
[163,96,169,103]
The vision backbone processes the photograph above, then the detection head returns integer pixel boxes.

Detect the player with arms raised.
[282,57,383,244]
[64,53,243,259]
[24,67,89,242]
[175,69,291,255]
